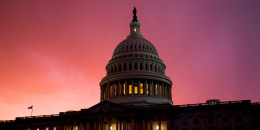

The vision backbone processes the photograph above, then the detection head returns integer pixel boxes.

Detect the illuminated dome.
[100,7,172,106]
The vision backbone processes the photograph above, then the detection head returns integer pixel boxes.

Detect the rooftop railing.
[175,100,251,108]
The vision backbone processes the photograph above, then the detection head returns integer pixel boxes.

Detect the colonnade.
[54,118,168,130]
[100,80,172,101]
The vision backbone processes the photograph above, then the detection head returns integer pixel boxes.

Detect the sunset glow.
[1,0,260,120]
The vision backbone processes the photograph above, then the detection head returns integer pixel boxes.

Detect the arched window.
[145,63,148,71]
[114,85,117,96]
[134,63,137,70]
[140,63,143,70]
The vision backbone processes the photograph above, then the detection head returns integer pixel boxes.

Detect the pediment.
[84,100,128,114]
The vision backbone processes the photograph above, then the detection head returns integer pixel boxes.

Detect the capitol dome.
[100,7,172,106]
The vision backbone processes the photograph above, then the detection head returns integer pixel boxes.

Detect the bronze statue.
[132,7,138,22]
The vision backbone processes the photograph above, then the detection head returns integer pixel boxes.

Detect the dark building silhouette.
[1,7,260,130]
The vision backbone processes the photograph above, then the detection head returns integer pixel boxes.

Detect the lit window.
[140,83,143,94]
[110,86,112,96]
[155,84,158,96]
[133,27,137,32]
[157,125,159,130]
[123,83,126,95]
[134,86,138,94]
[46,127,49,130]
[53,127,56,130]
[129,85,132,94]
[37,128,39,130]
[110,125,112,130]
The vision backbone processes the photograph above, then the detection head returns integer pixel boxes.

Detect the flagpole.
[31,105,33,117]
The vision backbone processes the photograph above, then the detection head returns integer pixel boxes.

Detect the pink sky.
[1,0,260,120]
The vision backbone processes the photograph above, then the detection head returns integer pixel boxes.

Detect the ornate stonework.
[100,8,172,106]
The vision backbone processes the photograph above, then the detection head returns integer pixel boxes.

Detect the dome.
[112,36,159,57]
[99,7,172,106]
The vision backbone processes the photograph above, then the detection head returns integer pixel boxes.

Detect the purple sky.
[0,0,260,120]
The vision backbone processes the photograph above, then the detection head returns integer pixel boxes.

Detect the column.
[142,120,146,130]
[125,81,128,96]
[131,119,135,130]
[106,84,109,99]
[112,82,115,97]
[100,120,104,130]
[170,86,172,100]
[159,119,161,130]
[87,122,90,130]
[118,82,120,96]
[131,80,134,95]
[109,119,112,130]
[123,120,126,130]
[119,81,121,96]
[150,81,153,96]
[138,80,140,95]
[158,82,160,97]
[116,119,119,130]
[57,124,63,130]
[94,121,97,130]
[165,84,170,99]
[144,80,147,96]
[101,86,103,100]
[150,120,153,130]
[119,120,122,130]
[162,83,165,98]
[79,122,83,130]
[167,119,171,130]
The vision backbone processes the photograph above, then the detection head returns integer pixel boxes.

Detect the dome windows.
[101,80,172,101]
